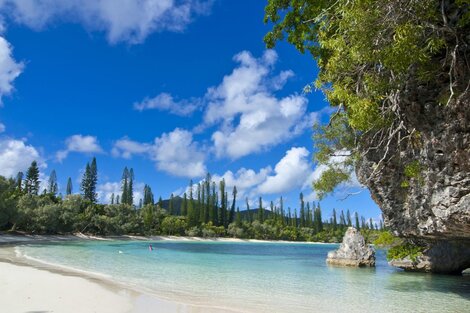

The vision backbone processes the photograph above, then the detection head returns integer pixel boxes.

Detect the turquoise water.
[18,240,470,313]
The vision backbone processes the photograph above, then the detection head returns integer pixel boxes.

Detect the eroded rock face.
[326,227,375,267]
[357,97,470,241]
[356,75,470,273]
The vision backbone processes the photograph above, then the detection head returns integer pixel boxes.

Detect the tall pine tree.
[48,170,58,195]
[16,172,23,192]
[313,203,323,233]
[228,186,237,225]
[339,210,346,229]
[121,167,129,205]
[246,197,252,223]
[346,209,352,227]
[187,180,197,226]
[355,212,360,230]
[332,208,337,230]
[169,193,175,215]
[257,197,264,223]
[90,157,98,202]
[81,157,98,203]
[128,168,134,206]
[66,177,73,195]
[299,192,305,227]
[24,161,40,195]
[218,179,226,226]
[143,184,154,206]
[181,192,188,216]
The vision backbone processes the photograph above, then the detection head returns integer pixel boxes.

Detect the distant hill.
[239,209,274,220]
[159,196,184,214]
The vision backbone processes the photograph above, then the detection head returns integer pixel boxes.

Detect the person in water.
[149,244,153,251]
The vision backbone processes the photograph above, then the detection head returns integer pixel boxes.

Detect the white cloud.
[112,137,151,159]
[0,0,213,44]
[0,122,5,133]
[0,137,46,177]
[270,70,294,90]
[206,147,317,204]
[257,147,311,195]
[134,92,200,116]
[0,36,23,104]
[202,50,311,159]
[57,134,103,161]
[112,128,206,178]
[97,182,118,203]
[151,128,206,177]
[212,167,272,201]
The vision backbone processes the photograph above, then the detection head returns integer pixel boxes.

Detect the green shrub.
[387,243,425,262]
[185,226,201,237]
[373,231,401,247]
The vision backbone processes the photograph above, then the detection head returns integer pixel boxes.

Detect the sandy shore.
[0,260,239,313]
[0,234,269,313]
[0,261,133,313]
[0,232,331,245]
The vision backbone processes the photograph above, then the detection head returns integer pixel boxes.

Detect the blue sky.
[0,0,381,221]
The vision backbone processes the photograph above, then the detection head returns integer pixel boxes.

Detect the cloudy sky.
[0,0,380,220]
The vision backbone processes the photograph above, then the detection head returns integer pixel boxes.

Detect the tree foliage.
[81,158,98,203]
[265,0,470,197]
[66,177,73,195]
[0,158,385,242]
[24,161,40,195]
[48,170,58,195]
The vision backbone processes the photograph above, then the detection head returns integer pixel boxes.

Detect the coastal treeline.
[0,159,385,242]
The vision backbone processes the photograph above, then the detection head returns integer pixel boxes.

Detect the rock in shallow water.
[326,227,375,267]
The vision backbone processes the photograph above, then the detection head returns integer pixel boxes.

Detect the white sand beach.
[0,234,251,313]
[0,261,133,313]
[0,260,241,313]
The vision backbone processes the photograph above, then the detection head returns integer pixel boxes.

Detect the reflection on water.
[19,240,470,313]
[386,270,470,299]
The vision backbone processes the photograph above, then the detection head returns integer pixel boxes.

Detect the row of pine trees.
[14,159,383,232]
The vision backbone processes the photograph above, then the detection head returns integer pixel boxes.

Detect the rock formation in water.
[326,227,375,267]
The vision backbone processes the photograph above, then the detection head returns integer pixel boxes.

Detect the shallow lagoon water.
[18,240,470,313]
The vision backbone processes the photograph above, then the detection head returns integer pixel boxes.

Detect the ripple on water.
[18,241,470,313]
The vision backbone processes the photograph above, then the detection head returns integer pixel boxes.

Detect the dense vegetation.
[386,243,425,262]
[264,0,470,197]
[0,159,386,243]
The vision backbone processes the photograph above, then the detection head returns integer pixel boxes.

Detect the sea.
[17,240,470,313]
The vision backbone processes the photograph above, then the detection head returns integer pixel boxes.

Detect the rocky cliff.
[357,92,470,242]
[356,10,470,272]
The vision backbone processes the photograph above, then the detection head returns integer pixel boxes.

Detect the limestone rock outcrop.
[355,47,470,273]
[356,99,470,241]
[326,227,375,267]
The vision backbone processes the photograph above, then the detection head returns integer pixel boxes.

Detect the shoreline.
[1,233,328,313]
[0,243,243,313]
[0,232,336,246]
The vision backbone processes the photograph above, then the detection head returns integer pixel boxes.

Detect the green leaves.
[264,0,466,196]
[312,167,350,199]
[387,242,425,262]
